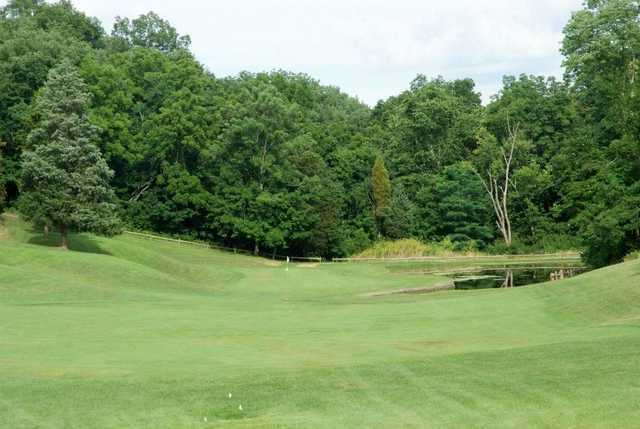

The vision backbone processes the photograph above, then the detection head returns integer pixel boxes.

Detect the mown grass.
[1,214,639,428]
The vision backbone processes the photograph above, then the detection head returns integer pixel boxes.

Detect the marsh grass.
[356,238,483,258]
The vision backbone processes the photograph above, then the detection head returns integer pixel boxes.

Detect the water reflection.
[452,266,586,290]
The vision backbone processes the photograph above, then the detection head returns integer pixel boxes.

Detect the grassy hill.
[1,214,639,428]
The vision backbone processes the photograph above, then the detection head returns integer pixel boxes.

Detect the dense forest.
[0,0,638,266]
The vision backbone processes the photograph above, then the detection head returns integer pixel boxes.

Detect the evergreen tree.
[385,184,414,240]
[371,155,392,237]
[18,61,119,249]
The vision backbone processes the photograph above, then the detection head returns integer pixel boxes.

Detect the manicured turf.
[1,215,639,428]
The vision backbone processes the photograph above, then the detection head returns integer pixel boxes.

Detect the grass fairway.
[1,215,639,428]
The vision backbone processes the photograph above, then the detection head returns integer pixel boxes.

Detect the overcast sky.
[21,0,584,105]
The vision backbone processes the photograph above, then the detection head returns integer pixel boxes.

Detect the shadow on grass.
[27,229,111,256]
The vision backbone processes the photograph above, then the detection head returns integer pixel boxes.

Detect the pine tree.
[371,155,392,237]
[19,61,119,249]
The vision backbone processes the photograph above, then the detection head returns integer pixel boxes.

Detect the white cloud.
[11,0,584,104]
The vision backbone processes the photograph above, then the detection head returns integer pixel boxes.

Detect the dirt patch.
[365,281,455,297]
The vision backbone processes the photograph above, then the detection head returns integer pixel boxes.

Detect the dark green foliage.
[562,0,640,143]
[18,62,119,248]
[413,163,493,247]
[372,76,482,176]
[0,0,94,204]
[559,0,640,265]
[1,0,639,261]
[385,184,415,240]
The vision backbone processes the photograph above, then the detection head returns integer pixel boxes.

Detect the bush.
[624,250,640,262]
[357,239,428,258]
[581,214,629,268]
[337,228,372,257]
[355,238,483,258]
[485,233,581,255]
[535,234,582,253]
[485,240,529,255]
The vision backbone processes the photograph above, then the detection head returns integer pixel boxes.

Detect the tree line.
[0,0,638,266]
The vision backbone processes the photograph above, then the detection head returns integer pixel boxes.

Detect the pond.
[450,266,587,290]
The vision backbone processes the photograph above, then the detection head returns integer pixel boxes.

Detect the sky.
[19,0,585,105]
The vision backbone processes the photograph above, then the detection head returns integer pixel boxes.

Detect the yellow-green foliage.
[371,156,391,216]
[356,238,482,258]
[624,250,640,262]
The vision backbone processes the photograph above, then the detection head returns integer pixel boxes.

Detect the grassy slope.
[0,215,639,428]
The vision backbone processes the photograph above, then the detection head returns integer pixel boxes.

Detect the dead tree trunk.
[477,122,518,247]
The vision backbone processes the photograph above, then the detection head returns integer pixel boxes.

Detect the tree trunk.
[60,224,69,250]
[502,270,514,288]
[476,121,518,247]
[254,241,259,256]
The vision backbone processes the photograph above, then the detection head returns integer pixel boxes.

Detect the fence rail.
[332,253,581,263]
[122,230,321,262]
[123,231,578,265]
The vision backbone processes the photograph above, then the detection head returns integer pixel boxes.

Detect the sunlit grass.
[1,214,639,428]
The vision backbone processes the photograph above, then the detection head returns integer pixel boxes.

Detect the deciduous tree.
[111,11,190,52]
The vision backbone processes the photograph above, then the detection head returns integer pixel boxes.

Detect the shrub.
[624,250,640,262]
[337,228,372,257]
[581,214,629,268]
[357,239,427,258]
[355,238,483,258]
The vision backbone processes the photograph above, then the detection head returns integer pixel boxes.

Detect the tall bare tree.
[473,121,519,247]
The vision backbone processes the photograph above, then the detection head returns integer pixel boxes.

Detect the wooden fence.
[123,231,578,265]
[122,230,322,262]
[331,253,581,263]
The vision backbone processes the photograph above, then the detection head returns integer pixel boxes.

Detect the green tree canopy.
[111,11,191,52]
[1,1,639,262]
[18,61,119,248]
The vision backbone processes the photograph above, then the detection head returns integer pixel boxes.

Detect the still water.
[451,267,587,290]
